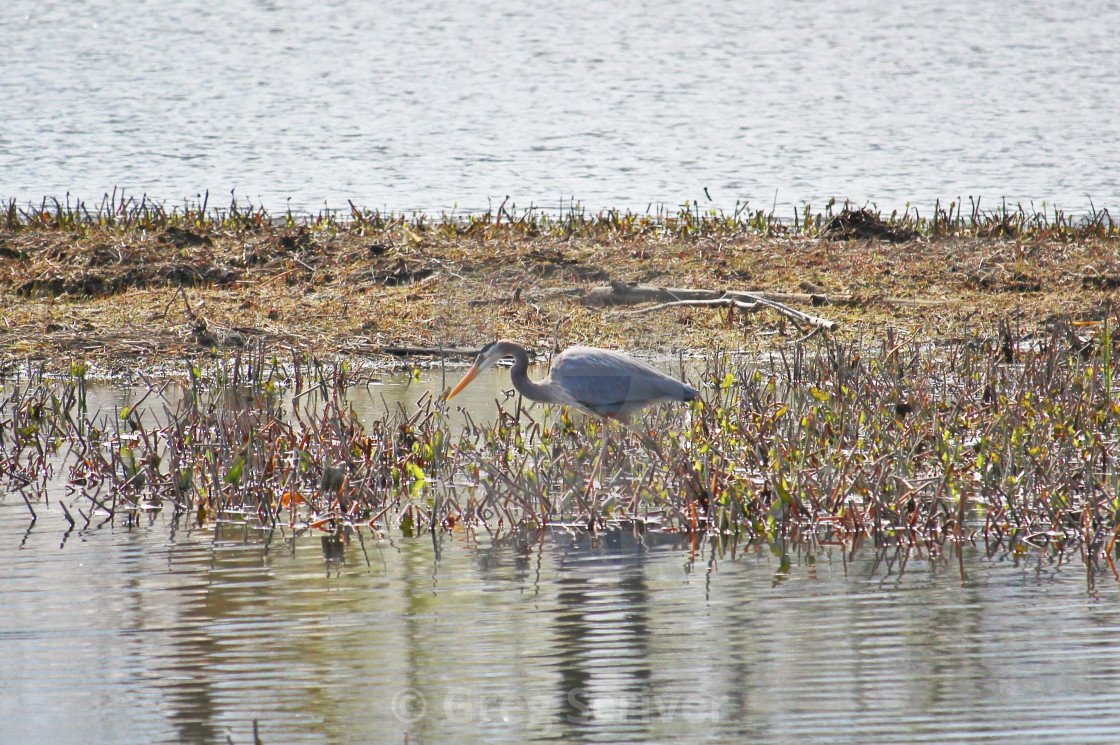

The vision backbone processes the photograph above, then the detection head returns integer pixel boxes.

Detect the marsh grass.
[4,192,1120,580]
[4,191,1117,241]
[2,192,1119,377]
[5,328,1120,577]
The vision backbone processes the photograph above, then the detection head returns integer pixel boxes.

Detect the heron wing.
[548,346,696,418]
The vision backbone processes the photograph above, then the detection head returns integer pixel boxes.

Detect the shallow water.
[4,503,1120,745]
[5,374,1120,744]
[3,0,1118,216]
[28,362,562,439]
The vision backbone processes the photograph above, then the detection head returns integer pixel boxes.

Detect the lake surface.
[3,0,1119,217]
[5,373,1120,744]
[5,502,1120,745]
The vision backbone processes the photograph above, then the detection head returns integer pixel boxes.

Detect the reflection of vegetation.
[552,554,653,738]
[5,328,1120,578]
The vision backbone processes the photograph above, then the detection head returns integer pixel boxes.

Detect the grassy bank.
[5,195,1120,573]
[1,195,1118,375]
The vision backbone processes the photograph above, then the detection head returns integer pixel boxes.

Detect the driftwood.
[584,282,946,310]
[736,292,836,331]
[592,281,837,331]
[623,296,841,342]
[627,297,762,315]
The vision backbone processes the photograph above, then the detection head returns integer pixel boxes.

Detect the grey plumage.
[447,340,698,423]
[547,346,698,420]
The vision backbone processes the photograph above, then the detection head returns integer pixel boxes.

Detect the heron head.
[446,340,513,400]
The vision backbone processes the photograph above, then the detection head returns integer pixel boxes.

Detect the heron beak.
[446,364,481,400]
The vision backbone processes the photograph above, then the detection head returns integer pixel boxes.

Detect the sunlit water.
[2,0,1118,216]
[5,373,1120,744]
[4,504,1120,745]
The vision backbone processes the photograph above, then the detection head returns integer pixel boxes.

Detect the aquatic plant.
[4,328,1120,577]
[3,190,1116,241]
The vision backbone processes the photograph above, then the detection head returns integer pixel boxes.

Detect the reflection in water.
[153,538,248,745]
[6,503,1120,744]
[550,533,655,743]
[62,365,536,455]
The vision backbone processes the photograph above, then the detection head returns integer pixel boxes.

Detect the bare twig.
[622,297,760,315]
[606,282,837,330]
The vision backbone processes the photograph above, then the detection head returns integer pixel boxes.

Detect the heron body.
[447,340,698,423]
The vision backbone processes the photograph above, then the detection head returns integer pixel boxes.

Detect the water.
[5,374,1120,744]
[4,504,1120,745]
[3,0,1118,216]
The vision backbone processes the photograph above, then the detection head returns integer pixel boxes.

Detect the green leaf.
[406,462,427,497]
[225,457,246,485]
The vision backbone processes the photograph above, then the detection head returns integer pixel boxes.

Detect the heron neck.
[508,347,554,403]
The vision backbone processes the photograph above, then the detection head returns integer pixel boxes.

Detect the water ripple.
[2,0,1117,215]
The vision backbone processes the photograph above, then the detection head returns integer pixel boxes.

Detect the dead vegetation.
[6,329,1120,588]
[0,198,1117,375]
[4,196,1120,578]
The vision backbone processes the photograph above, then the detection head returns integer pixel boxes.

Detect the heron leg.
[616,416,664,459]
[588,428,609,492]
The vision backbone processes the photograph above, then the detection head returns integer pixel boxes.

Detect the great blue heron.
[446,339,699,483]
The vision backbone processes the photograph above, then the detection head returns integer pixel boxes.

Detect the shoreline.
[2,203,1118,377]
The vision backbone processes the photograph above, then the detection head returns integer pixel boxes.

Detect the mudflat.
[1,206,1117,374]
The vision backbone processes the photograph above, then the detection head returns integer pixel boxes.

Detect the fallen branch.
[599,281,837,331]
[584,281,945,310]
[624,297,761,315]
[585,282,717,306]
[736,290,836,331]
